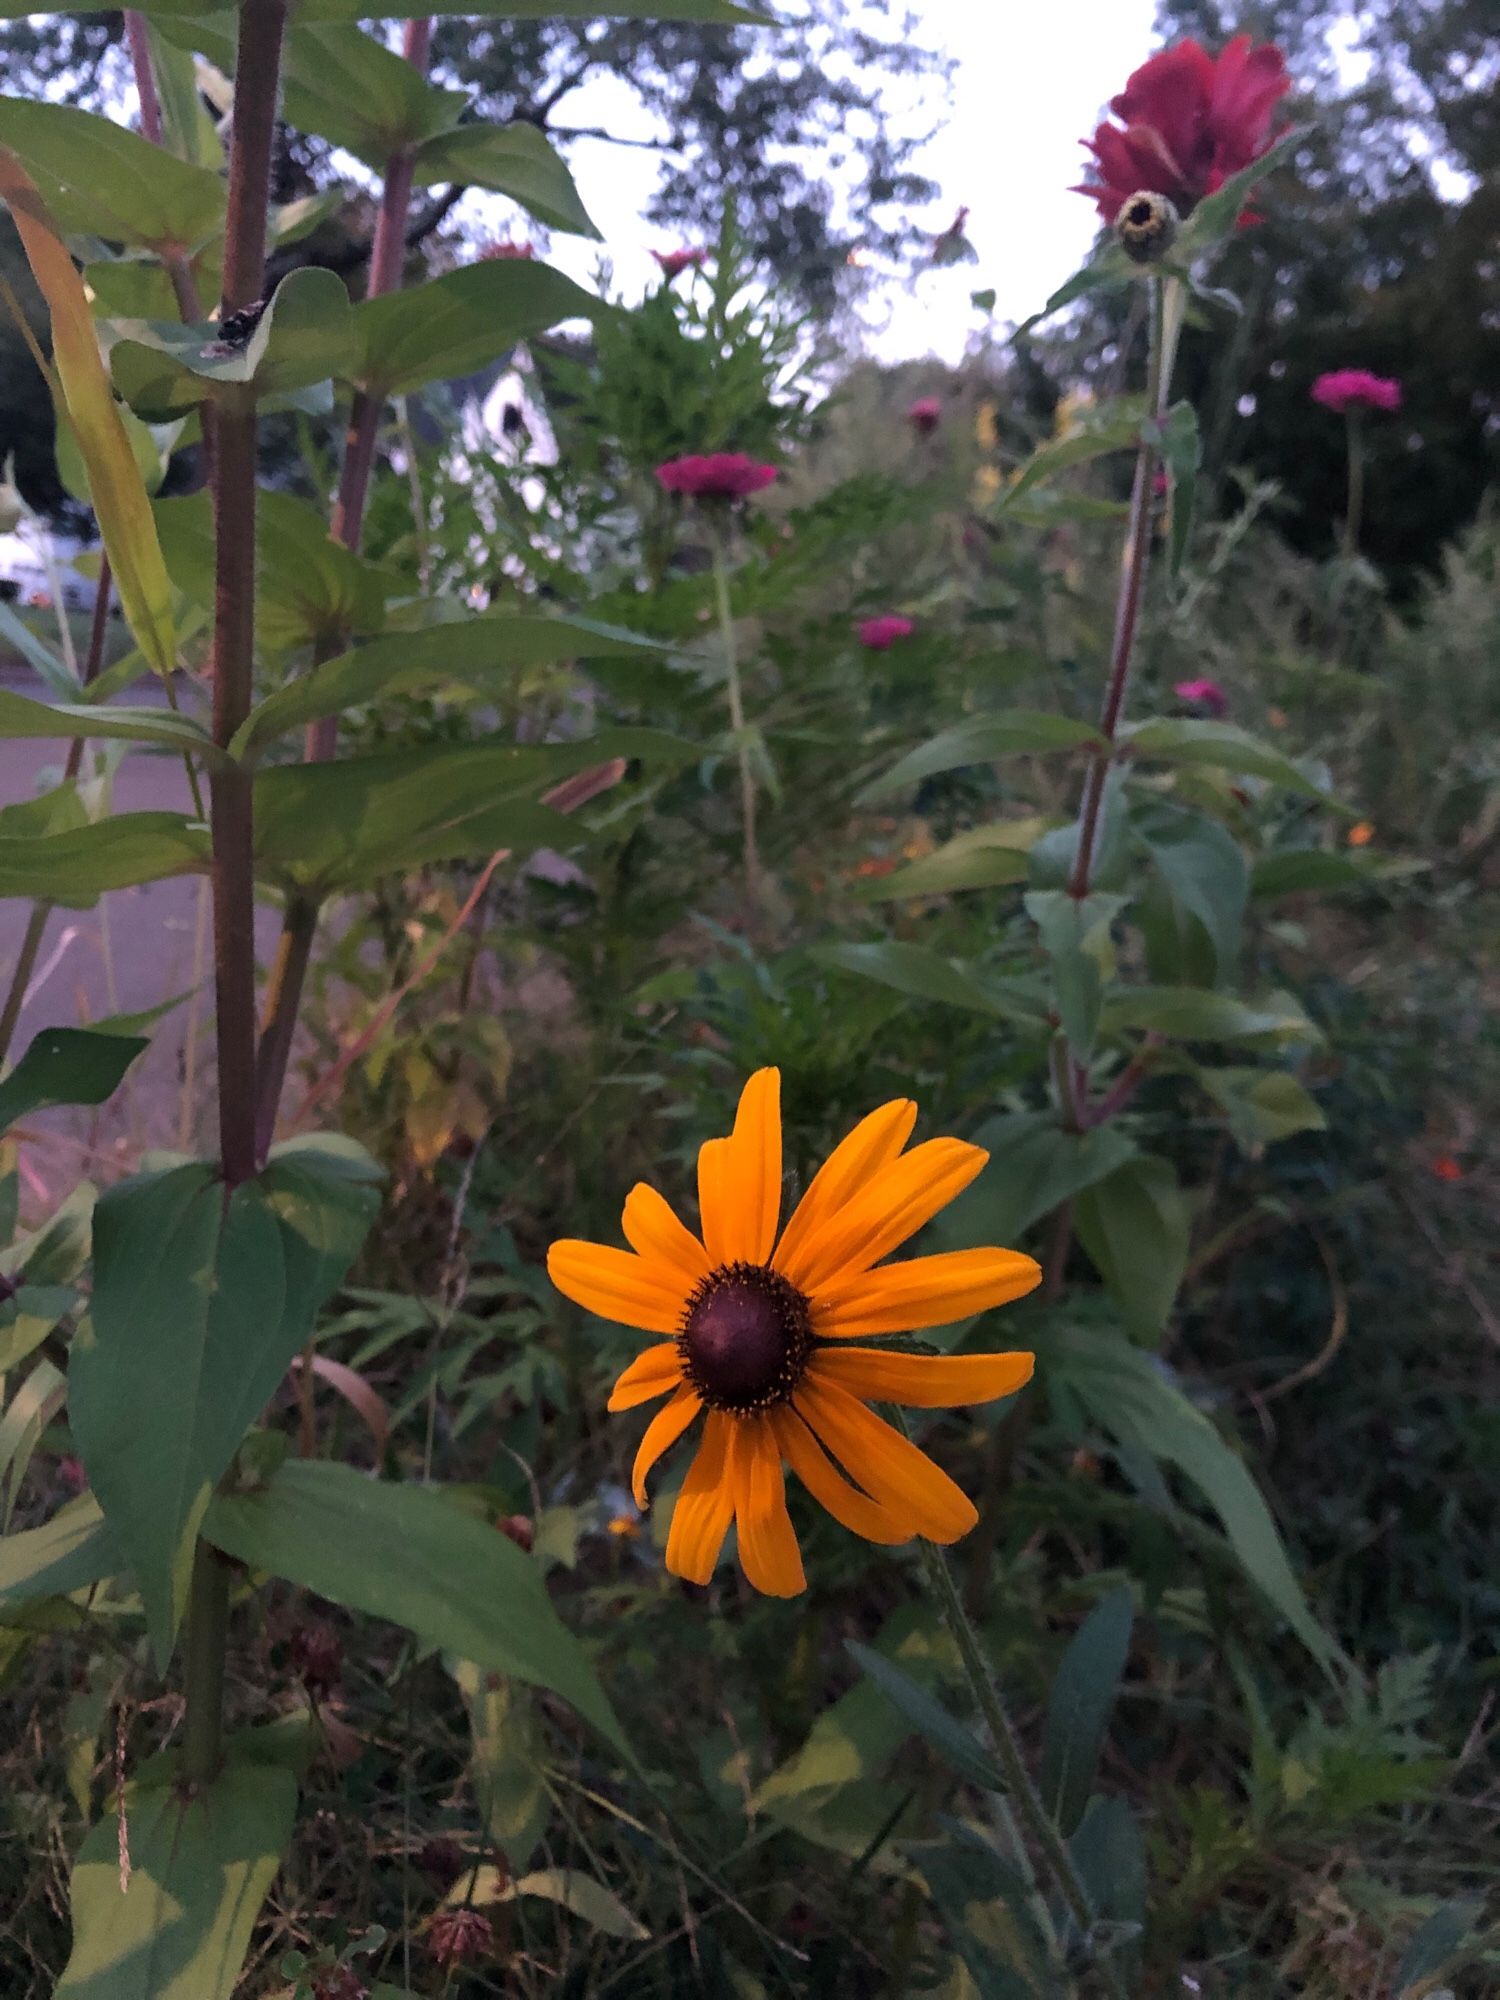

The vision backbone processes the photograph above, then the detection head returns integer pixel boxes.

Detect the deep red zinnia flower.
[652,247,708,279]
[1173,676,1228,718]
[655,453,778,501]
[1310,370,1402,414]
[480,237,536,261]
[1074,34,1290,224]
[427,1908,495,1970]
[906,396,942,436]
[857,614,915,651]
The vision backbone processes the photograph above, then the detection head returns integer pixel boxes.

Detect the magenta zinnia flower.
[655,454,778,501]
[857,615,915,651]
[652,247,708,279]
[1310,370,1402,414]
[479,237,535,261]
[906,396,943,436]
[1173,677,1228,718]
[1074,35,1291,224]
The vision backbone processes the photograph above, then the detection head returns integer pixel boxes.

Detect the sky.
[471,0,1161,364]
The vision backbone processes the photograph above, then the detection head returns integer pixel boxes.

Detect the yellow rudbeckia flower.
[547,1070,1040,1597]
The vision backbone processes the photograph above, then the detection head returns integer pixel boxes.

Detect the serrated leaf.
[0,1026,147,1132]
[205,1460,631,1760]
[351,260,604,397]
[862,712,1102,803]
[1039,1588,1133,1835]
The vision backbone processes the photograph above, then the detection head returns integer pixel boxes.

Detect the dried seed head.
[1116,190,1180,264]
[428,1907,495,1969]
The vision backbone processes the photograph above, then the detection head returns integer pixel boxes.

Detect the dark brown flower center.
[677,1261,813,1413]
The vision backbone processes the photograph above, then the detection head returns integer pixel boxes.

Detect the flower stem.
[1343,407,1364,560]
[915,1530,1128,1997]
[181,1541,232,1789]
[711,529,761,904]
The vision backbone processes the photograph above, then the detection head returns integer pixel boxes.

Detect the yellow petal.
[773,1097,917,1286]
[731,1418,806,1597]
[547,1240,685,1334]
[665,1411,735,1585]
[770,1405,912,1546]
[621,1183,711,1290]
[608,1342,684,1412]
[794,1376,978,1543]
[632,1385,701,1505]
[793,1139,990,1294]
[815,1248,1042,1336]
[809,1345,1035,1408]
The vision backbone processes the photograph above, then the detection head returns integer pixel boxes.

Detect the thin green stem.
[181,1542,231,1788]
[711,529,761,903]
[1343,408,1364,559]
[0,903,49,1068]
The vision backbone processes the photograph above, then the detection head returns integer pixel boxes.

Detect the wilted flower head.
[1115,189,1179,263]
[856,614,916,651]
[651,247,707,279]
[479,236,536,261]
[655,453,778,501]
[1074,35,1290,223]
[289,1621,343,1697]
[427,1907,494,1970]
[1310,370,1402,414]
[1173,676,1228,718]
[906,395,943,436]
[310,1968,367,2000]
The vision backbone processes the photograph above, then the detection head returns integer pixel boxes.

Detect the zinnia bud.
[1116,190,1179,264]
[856,615,915,651]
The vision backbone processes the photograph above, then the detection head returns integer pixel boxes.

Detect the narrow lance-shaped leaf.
[1039,1587,1134,1835]
[0,151,176,676]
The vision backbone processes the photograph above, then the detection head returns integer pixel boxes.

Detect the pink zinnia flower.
[1310,370,1402,414]
[1173,676,1228,718]
[856,614,915,651]
[655,453,778,501]
[1074,35,1291,224]
[907,395,943,435]
[427,1907,495,1970]
[480,237,535,261]
[652,247,707,279]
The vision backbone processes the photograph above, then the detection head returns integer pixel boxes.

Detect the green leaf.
[1074,1156,1189,1337]
[1151,400,1200,581]
[813,942,1049,1031]
[414,123,599,238]
[141,21,224,170]
[1200,1067,1326,1150]
[1039,1588,1133,1835]
[155,489,392,654]
[234,614,664,757]
[205,1460,631,1760]
[1048,1324,1337,1666]
[862,712,1102,802]
[0,1496,119,1612]
[1125,717,1332,800]
[0,814,207,908]
[111,266,356,420]
[0,686,221,760]
[1016,238,1135,336]
[917,1834,1056,1998]
[1131,800,1247,986]
[1173,126,1310,256]
[70,1159,372,1664]
[856,821,1043,901]
[453,1864,648,1940]
[1100,986,1316,1044]
[1068,1796,1147,1931]
[999,398,1146,510]
[936,1112,1140,1251]
[1250,849,1376,899]
[1393,1898,1485,1995]
[0,95,224,250]
[351,259,605,396]
[1024,889,1123,1057]
[0,596,78,698]
[451,1661,551,1864]
[848,1640,1003,1791]
[0,1026,147,1132]
[253,731,686,892]
[57,1757,297,2000]
[242,20,469,163]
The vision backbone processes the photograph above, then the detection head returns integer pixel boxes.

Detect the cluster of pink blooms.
[1173,677,1228,718]
[1310,370,1402,414]
[651,247,708,280]
[906,395,943,436]
[655,453,778,500]
[856,614,915,651]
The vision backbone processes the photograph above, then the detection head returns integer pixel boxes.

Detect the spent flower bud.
[1116,190,1179,264]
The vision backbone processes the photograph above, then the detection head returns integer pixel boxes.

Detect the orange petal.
[809,1345,1035,1408]
[773,1097,917,1286]
[712,1067,782,1264]
[665,1411,735,1585]
[792,1139,990,1294]
[621,1183,711,1290]
[815,1248,1042,1336]
[632,1384,702,1505]
[548,1240,686,1334]
[608,1341,685,1412]
[730,1418,806,1597]
[770,1405,912,1546]
[696,1137,733,1267]
[794,1375,977,1543]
